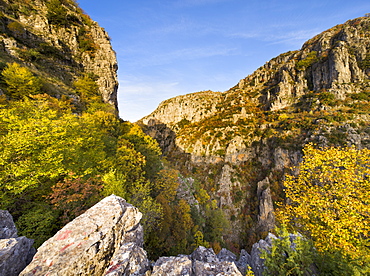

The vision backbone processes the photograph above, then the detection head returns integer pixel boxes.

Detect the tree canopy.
[277,144,370,273]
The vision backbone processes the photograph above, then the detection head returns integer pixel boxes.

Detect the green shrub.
[77,27,97,55]
[16,48,41,62]
[318,91,336,106]
[296,51,318,70]
[350,91,370,101]
[359,54,370,70]
[16,204,60,248]
[46,0,68,27]
[7,21,25,36]
[261,226,315,276]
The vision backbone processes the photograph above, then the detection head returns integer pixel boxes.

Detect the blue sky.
[77,0,370,122]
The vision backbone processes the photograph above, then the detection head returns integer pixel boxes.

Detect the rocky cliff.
[140,16,370,248]
[0,0,118,110]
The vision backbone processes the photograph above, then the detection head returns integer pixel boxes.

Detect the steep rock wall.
[0,0,118,110]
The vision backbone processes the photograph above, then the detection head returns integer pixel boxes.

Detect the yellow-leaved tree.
[277,144,370,271]
[1,62,42,99]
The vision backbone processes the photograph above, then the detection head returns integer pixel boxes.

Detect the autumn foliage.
[277,144,370,270]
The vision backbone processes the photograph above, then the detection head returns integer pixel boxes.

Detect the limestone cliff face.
[237,17,370,111]
[140,16,370,247]
[142,90,222,127]
[0,0,118,110]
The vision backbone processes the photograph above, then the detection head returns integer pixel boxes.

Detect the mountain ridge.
[140,15,370,247]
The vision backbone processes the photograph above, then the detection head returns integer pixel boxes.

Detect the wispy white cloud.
[264,29,321,46]
[229,31,259,39]
[148,17,196,36]
[163,46,237,60]
[229,27,320,47]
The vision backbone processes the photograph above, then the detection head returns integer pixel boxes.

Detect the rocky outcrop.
[250,233,276,276]
[0,211,35,276]
[104,242,150,276]
[152,247,243,276]
[0,0,118,110]
[256,177,275,233]
[152,255,193,275]
[0,210,18,239]
[13,195,282,276]
[20,195,144,276]
[141,91,222,127]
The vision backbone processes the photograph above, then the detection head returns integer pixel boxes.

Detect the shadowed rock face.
[0,210,18,239]
[0,211,35,276]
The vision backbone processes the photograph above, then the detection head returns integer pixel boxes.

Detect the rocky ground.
[1,195,282,276]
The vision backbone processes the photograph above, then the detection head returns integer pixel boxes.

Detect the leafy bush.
[317,90,336,106]
[1,62,42,99]
[78,27,97,55]
[261,226,315,276]
[359,54,370,70]
[296,51,318,70]
[15,204,60,248]
[350,91,370,101]
[7,21,25,36]
[46,0,68,27]
[16,48,41,62]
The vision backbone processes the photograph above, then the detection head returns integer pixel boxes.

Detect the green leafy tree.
[77,27,97,55]
[102,137,163,252]
[152,168,179,200]
[192,229,210,249]
[122,124,163,179]
[15,203,60,248]
[1,62,42,99]
[73,74,101,109]
[0,97,106,209]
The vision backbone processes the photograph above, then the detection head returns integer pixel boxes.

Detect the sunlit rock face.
[20,195,144,276]
[0,0,118,111]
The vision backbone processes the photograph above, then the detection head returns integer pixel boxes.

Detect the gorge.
[0,0,369,274]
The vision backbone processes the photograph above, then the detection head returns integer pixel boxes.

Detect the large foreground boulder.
[104,242,150,276]
[20,195,145,276]
[152,255,193,276]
